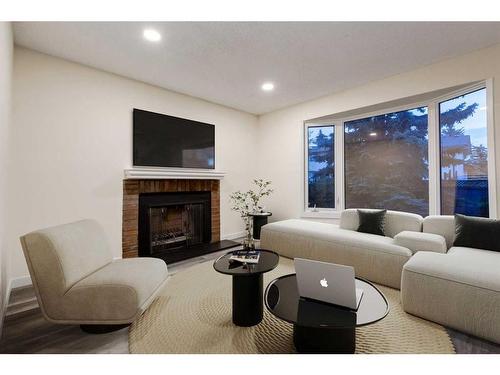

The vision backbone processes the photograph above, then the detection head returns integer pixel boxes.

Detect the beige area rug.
[129,258,455,354]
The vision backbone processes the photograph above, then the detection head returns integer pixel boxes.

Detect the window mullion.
[336,122,345,211]
[303,122,310,212]
[486,79,498,218]
[428,102,440,216]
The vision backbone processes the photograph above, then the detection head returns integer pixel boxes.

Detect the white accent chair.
[20,219,168,331]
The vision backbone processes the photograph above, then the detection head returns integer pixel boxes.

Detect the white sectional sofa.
[260,209,500,344]
[260,209,429,289]
[402,215,500,344]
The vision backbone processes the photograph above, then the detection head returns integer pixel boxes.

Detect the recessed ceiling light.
[261,82,275,91]
[369,132,377,137]
[143,29,162,42]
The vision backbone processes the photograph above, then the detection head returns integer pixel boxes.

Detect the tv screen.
[133,109,215,169]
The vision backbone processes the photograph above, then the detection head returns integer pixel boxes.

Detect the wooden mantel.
[124,167,226,180]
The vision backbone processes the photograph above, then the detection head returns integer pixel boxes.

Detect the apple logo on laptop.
[320,278,328,288]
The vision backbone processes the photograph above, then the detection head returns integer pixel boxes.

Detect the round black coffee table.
[265,274,389,353]
[214,249,279,327]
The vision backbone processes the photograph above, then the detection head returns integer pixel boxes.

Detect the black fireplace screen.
[148,203,204,252]
[138,192,211,259]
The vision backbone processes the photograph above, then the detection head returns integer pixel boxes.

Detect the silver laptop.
[294,258,363,310]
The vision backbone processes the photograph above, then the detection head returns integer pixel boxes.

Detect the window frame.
[303,80,497,219]
[435,83,496,218]
[303,123,338,217]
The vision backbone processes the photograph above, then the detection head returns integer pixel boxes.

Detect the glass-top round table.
[265,273,389,353]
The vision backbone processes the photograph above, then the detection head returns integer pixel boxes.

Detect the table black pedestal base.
[232,274,263,327]
[80,324,130,334]
[293,324,355,354]
[252,216,269,240]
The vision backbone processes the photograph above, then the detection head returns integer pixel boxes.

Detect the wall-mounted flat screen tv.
[133,109,215,169]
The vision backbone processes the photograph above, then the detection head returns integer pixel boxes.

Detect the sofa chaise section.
[401,215,500,344]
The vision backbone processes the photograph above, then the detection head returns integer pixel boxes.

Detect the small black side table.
[213,249,279,327]
[248,212,272,239]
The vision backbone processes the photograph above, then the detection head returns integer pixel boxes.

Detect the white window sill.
[301,210,341,219]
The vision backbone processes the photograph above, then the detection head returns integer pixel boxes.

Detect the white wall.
[257,43,500,224]
[9,42,500,284]
[9,47,258,280]
[0,22,13,335]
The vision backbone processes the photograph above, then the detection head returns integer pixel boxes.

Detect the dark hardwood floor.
[0,248,231,354]
[0,308,129,354]
[447,328,500,354]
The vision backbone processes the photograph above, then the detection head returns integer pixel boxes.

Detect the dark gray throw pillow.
[357,209,387,236]
[453,214,500,252]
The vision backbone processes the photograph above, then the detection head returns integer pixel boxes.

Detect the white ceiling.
[13,22,500,115]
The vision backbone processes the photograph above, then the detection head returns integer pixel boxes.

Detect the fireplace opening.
[149,203,204,252]
[138,192,211,263]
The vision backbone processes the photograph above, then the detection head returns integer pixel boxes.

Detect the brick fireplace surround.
[122,179,220,258]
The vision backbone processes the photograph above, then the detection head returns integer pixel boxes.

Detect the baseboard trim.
[222,231,245,241]
[5,276,38,317]
[6,297,38,317]
[0,298,7,339]
[9,275,32,289]
[5,275,33,310]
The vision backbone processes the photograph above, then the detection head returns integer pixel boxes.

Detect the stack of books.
[229,250,261,264]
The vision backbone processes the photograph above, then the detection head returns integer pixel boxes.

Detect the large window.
[344,107,429,216]
[439,88,489,217]
[307,125,335,209]
[304,83,495,218]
